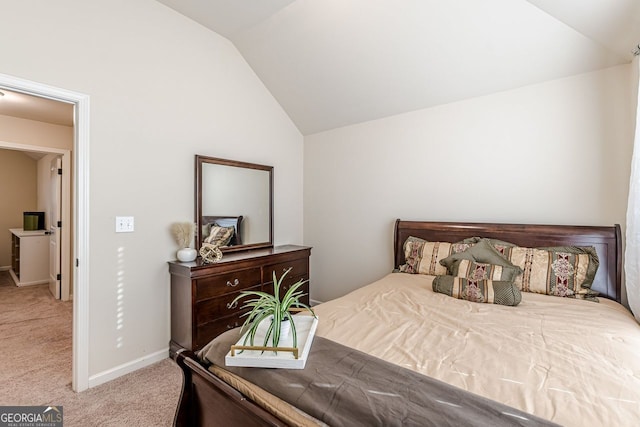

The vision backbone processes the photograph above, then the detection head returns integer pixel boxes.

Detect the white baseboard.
[310,298,324,306]
[87,347,169,388]
[0,266,10,271]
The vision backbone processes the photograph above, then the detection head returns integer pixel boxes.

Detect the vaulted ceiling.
[3,2,637,134]
[157,0,640,135]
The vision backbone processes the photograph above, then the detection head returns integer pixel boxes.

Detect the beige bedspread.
[313,272,640,426]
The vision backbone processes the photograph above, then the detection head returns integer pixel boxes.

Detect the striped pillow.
[398,236,472,276]
[204,225,234,247]
[502,246,597,299]
[464,238,600,300]
[450,259,522,282]
[432,275,522,306]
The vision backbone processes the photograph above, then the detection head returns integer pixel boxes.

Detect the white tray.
[225,315,318,369]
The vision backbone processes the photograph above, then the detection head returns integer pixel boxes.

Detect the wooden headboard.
[393,220,622,302]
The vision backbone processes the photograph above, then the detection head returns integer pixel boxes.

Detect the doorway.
[0,145,71,300]
[0,73,90,391]
[0,145,73,301]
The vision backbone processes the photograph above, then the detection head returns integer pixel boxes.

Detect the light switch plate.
[115,216,134,233]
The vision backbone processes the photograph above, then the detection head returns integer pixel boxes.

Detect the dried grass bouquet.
[171,222,195,249]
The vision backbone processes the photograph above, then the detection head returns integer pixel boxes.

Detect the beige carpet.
[0,271,183,426]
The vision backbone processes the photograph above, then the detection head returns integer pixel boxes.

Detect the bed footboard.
[171,341,286,427]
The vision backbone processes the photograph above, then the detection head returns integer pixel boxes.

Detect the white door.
[49,157,62,299]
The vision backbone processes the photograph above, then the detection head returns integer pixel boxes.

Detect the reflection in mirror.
[196,156,273,253]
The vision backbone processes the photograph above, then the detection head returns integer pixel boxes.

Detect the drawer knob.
[226,301,238,310]
[226,278,240,287]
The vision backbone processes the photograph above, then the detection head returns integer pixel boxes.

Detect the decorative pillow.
[449,259,522,282]
[398,236,473,275]
[202,223,213,241]
[506,245,598,299]
[462,236,510,247]
[439,239,521,273]
[463,238,599,299]
[214,218,240,245]
[432,275,521,306]
[204,225,234,247]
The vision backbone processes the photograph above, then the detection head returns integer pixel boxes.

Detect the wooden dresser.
[169,245,311,352]
[9,228,50,287]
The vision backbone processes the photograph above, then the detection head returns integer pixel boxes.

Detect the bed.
[171,220,640,426]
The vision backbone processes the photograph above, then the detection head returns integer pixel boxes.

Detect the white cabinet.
[9,228,49,286]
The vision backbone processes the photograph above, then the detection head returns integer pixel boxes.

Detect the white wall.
[305,64,634,303]
[0,115,73,151]
[0,0,303,380]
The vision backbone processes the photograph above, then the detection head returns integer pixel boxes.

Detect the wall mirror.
[195,155,273,253]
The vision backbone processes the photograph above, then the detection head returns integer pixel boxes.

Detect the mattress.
[311,272,640,426]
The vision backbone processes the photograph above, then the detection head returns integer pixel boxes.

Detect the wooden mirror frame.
[195,155,273,253]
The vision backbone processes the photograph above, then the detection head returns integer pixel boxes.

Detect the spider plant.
[232,267,315,350]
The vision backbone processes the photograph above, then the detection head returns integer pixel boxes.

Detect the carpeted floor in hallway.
[0,271,183,426]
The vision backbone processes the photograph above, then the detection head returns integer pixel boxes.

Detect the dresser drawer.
[196,313,246,350]
[265,257,308,283]
[195,267,261,301]
[264,280,310,305]
[195,285,259,326]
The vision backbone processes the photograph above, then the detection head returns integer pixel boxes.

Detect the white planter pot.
[176,247,197,262]
[280,319,291,339]
[259,316,291,345]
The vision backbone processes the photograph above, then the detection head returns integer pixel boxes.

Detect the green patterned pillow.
[462,238,599,300]
[439,239,521,273]
[432,275,521,306]
[398,236,473,275]
[503,245,598,299]
[449,259,522,282]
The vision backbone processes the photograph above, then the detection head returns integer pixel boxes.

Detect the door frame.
[0,73,90,391]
